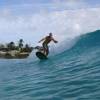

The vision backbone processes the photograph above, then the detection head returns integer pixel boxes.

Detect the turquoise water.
[0,30,100,100]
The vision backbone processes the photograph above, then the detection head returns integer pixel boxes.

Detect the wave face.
[73,30,100,49]
[68,30,100,54]
[0,30,100,100]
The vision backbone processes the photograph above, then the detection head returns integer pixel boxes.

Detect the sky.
[0,0,99,8]
[0,0,100,16]
[0,0,100,46]
[0,0,99,6]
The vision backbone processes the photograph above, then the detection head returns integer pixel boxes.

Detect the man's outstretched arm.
[52,38,58,43]
[38,37,45,43]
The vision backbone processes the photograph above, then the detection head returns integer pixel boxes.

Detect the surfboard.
[36,52,48,60]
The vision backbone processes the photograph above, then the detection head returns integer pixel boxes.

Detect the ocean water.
[0,30,100,100]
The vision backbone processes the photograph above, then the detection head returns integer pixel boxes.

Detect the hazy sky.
[0,0,100,13]
[0,0,99,6]
[0,0,100,45]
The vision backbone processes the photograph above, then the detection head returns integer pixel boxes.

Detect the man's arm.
[52,38,58,43]
[38,37,45,43]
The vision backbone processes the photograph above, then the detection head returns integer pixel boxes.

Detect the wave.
[53,30,100,59]
[73,30,100,48]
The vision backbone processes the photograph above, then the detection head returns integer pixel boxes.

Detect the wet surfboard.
[36,52,48,60]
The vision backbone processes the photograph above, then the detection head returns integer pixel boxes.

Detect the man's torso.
[43,36,52,44]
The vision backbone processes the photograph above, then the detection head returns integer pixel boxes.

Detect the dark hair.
[49,33,52,36]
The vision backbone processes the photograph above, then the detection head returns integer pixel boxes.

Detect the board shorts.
[43,43,48,50]
[42,43,49,55]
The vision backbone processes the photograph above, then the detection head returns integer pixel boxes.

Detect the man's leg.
[46,46,49,56]
[43,43,47,55]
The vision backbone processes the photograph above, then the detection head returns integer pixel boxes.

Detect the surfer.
[39,33,58,56]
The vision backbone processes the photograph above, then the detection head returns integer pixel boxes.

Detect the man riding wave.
[39,33,58,56]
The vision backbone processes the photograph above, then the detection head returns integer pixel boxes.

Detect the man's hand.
[54,40,58,43]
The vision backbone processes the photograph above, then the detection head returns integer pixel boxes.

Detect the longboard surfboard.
[36,52,48,60]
